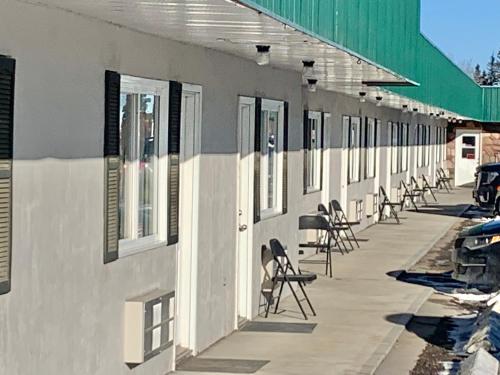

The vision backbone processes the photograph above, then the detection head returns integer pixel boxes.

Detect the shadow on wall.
[259,244,273,315]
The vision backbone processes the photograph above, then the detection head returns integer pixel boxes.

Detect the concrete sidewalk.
[174,188,472,375]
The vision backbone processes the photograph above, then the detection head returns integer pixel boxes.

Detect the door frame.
[454,128,481,187]
[321,113,332,205]
[235,96,255,325]
[175,83,202,356]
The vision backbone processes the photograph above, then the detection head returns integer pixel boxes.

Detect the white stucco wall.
[0,1,450,374]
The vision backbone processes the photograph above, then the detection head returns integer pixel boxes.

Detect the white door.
[321,113,331,205]
[175,85,201,357]
[235,97,255,325]
[454,130,480,186]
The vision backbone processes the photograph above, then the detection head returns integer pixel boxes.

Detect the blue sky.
[421,0,500,70]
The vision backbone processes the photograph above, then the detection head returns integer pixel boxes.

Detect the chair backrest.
[269,238,287,258]
[330,199,343,213]
[401,180,410,192]
[299,215,330,231]
[317,203,329,216]
[411,176,420,189]
[379,186,389,200]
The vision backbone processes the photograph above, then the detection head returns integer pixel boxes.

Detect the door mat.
[240,321,317,334]
[177,358,270,373]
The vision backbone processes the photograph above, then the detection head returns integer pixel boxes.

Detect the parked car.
[452,220,500,291]
[473,162,500,212]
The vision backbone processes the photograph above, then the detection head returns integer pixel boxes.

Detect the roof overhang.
[24,0,467,121]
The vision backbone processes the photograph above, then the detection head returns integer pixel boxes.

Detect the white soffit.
[24,0,465,119]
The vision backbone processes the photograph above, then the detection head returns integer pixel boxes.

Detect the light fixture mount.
[359,91,367,103]
[302,60,316,79]
[256,45,271,66]
[307,79,318,93]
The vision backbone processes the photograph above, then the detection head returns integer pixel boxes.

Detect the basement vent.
[365,194,378,217]
[348,200,363,223]
[124,289,175,364]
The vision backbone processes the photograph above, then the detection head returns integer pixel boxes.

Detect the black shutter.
[167,81,182,245]
[303,110,309,194]
[0,56,14,294]
[253,98,262,223]
[103,70,120,264]
[320,112,325,190]
[282,102,289,214]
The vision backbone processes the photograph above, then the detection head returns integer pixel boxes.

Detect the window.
[391,122,399,174]
[305,111,323,192]
[401,123,408,172]
[345,116,361,183]
[365,118,377,178]
[443,127,447,161]
[419,124,427,167]
[118,76,169,255]
[260,99,284,217]
[426,125,431,166]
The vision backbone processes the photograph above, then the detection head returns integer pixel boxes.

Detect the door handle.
[239,224,248,232]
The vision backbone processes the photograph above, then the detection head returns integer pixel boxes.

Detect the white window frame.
[119,76,170,257]
[401,123,408,172]
[365,117,377,178]
[416,125,422,168]
[443,127,447,161]
[305,111,323,193]
[425,125,431,166]
[348,116,361,183]
[260,99,284,220]
[391,122,399,174]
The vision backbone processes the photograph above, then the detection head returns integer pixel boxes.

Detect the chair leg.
[348,225,360,248]
[410,196,419,211]
[285,279,308,320]
[297,281,316,316]
[265,266,280,318]
[274,280,285,314]
[328,249,333,278]
[427,185,438,202]
[390,204,400,224]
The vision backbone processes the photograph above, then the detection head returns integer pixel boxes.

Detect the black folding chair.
[400,180,424,211]
[299,215,336,277]
[265,239,317,320]
[436,168,453,192]
[329,200,360,249]
[379,186,401,224]
[421,175,439,202]
[317,204,349,255]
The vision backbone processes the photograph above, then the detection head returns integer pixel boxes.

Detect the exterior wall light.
[302,60,316,79]
[376,96,383,107]
[307,79,318,93]
[359,92,367,103]
[402,104,408,113]
[256,45,271,66]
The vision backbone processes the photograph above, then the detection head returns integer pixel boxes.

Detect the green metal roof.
[239,0,500,122]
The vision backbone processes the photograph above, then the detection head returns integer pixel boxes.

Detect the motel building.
[0,0,499,374]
